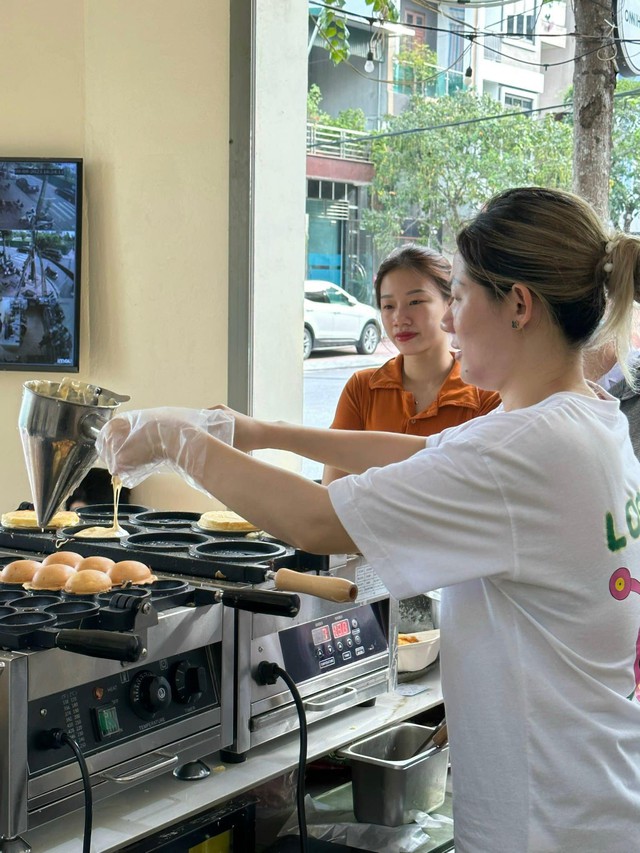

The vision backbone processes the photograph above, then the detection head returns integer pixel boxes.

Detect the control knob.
[171,660,207,704]
[129,670,172,720]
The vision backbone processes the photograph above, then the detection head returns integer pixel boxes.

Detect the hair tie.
[603,238,616,276]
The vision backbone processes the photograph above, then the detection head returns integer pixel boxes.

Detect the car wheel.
[356,323,380,355]
[303,327,313,360]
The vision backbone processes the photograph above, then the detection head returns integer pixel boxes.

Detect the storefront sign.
[615,0,640,77]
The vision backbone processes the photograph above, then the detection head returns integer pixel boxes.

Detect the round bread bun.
[109,560,155,585]
[0,559,41,584]
[64,569,112,595]
[26,563,76,591]
[198,510,259,532]
[42,551,83,568]
[77,556,115,573]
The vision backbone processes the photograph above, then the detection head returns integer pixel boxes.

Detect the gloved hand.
[96,407,234,495]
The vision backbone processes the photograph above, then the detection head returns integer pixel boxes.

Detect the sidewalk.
[303,337,397,371]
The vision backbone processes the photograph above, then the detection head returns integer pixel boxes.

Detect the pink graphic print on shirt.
[609,567,640,701]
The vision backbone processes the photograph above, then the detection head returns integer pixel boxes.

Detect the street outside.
[302,336,398,480]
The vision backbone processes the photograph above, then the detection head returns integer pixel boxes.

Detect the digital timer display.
[312,624,331,646]
[331,618,351,639]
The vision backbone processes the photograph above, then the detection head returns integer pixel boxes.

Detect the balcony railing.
[306,123,373,162]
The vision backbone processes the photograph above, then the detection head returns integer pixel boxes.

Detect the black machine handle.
[55,629,144,662]
[220,587,300,618]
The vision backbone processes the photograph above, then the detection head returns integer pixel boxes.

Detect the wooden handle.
[273,568,358,603]
[433,723,448,748]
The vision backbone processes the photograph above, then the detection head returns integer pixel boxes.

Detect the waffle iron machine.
[61,512,397,760]
[0,380,327,849]
[0,379,396,849]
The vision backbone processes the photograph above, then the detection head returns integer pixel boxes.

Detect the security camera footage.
[0,158,82,370]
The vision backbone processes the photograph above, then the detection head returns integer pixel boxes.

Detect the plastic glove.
[96,407,234,496]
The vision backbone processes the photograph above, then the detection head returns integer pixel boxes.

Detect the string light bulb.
[465,65,473,78]
[365,17,375,73]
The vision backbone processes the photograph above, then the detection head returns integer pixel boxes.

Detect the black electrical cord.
[41,729,93,853]
[256,662,309,853]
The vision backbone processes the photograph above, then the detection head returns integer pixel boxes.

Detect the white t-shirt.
[329,391,640,853]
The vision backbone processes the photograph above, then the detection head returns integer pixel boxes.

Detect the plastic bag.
[277,793,453,853]
[95,407,235,496]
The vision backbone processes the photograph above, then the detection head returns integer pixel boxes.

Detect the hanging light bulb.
[364,50,375,73]
[464,35,475,82]
[364,17,375,73]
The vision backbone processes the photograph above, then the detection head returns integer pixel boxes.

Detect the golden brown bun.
[198,510,259,532]
[1,510,80,529]
[26,564,76,591]
[77,556,115,573]
[42,551,83,568]
[108,560,155,585]
[64,569,112,595]
[0,559,41,583]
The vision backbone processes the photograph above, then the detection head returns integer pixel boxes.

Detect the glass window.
[505,3,536,42]
[504,93,534,111]
[305,287,329,304]
[326,286,351,305]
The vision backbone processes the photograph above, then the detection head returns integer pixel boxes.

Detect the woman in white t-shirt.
[98,187,640,853]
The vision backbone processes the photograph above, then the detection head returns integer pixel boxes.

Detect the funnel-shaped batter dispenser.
[18,379,130,527]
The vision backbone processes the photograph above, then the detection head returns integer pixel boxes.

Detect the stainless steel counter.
[23,666,443,853]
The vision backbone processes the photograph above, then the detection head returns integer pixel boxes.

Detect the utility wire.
[307,86,640,150]
[311,0,618,39]
[342,42,473,85]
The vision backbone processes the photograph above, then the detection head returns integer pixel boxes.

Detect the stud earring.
[511,320,519,330]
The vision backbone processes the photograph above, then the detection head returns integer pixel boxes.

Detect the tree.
[572,0,616,219]
[318,0,398,64]
[307,83,366,131]
[365,89,573,255]
[318,0,617,220]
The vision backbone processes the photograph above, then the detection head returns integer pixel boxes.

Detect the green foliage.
[395,43,439,85]
[318,0,398,64]
[609,80,640,231]
[365,89,573,255]
[307,84,325,123]
[307,84,367,130]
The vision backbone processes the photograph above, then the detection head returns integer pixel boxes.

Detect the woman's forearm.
[199,436,356,554]
[261,421,425,474]
[322,464,347,486]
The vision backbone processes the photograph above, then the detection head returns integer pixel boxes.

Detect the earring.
[511,320,519,330]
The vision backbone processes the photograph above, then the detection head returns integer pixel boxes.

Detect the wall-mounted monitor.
[0,157,82,371]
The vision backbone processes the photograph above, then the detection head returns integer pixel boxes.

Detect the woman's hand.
[207,404,272,452]
[97,410,185,477]
[96,407,235,492]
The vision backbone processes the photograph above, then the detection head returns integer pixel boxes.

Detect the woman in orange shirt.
[322,245,500,484]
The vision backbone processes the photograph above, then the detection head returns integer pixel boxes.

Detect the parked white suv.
[304,280,381,360]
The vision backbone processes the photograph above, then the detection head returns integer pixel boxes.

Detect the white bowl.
[397,629,440,672]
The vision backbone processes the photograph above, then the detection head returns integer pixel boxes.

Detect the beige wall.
[0,0,232,512]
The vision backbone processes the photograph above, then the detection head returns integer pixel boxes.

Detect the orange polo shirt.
[330,355,501,436]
